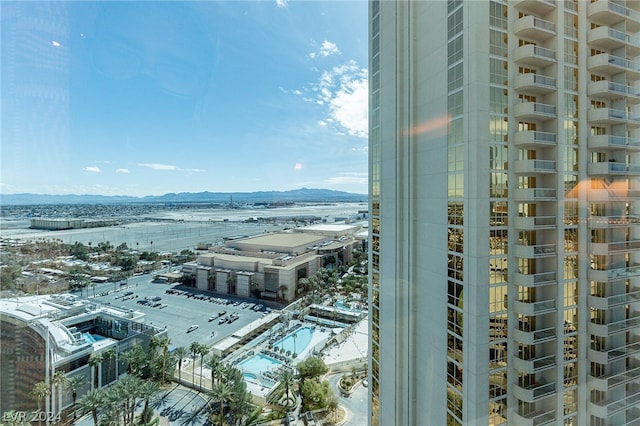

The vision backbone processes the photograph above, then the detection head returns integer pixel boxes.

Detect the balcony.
[588,315,640,337]
[588,265,640,282]
[514,243,556,258]
[514,44,556,68]
[588,26,640,56]
[588,388,640,419]
[514,130,556,148]
[589,341,640,364]
[588,80,640,105]
[513,271,556,287]
[513,381,556,402]
[514,73,556,95]
[588,215,640,228]
[513,326,556,345]
[589,161,640,176]
[513,354,555,375]
[590,239,640,255]
[589,289,640,309]
[588,108,640,127]
[513,0,556,16]
[514,215,556,230]
[514,187,557,201]
[588,0,640,33]
[590,365,640,392]
[588,53,640,79]
[514,102,557,121]
[513,159,556,174]
[513,298,556,316]
[511,408,556,426]
[514,15,556,41]
[587,188,640,202]
[588,135,640,151]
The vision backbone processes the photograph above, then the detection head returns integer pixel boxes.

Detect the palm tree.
[103,348,116,384]
[208,381,235,426]
[31,381,50,412]
[65,375,87,421]
[121,345,146,378]
[52,371,67,415]
[279,370,295,401]
[205,354,222,387]
[78,389,102,426]
[138,380,160,425]
[158,336,171,384]
[190,341,199,386]
[88,352,103,389]
[174,346,188,383]
[197,343,209,389]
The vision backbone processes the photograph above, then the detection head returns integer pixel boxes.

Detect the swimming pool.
[273,326,313,355]
[239,353,282,376]
[83,333,106,344]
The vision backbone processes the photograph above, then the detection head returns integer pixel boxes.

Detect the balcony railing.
[514,15,556,41]
[590,239,640,255]
[588,388,640,419]
[514,73,556,94]
[514,298,556,315]
[514,243,556,258]
[588,80,640,104]
[513,271,556,287]
[513,381,556,402]
[588,315,640,336]
[588,265,640,282]
[514,130,556,147]
[514,102,557,121]
[588,108,640,127]
[514,159,556,174]
[588,215,640,228]
[513,353,556,374]
[588,53,640,78]
[588,0,640,32]
[513,326,556,345]
[588,26,640,55]
[589,289,640,309]
[514,187,557,201]
[514,44,557,67]
[589,161,640,176]
[589,365,640,392]
[589,341,640,364]
[514,215,556,230]
[588,135,640,150]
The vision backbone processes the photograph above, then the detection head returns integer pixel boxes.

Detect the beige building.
[183,225,363,302]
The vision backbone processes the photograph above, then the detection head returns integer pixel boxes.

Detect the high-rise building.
[369,1,640,425]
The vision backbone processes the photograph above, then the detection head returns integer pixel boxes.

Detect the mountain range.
[0,188,368,206]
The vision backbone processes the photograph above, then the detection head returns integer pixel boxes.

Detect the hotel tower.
[369,1,640,425]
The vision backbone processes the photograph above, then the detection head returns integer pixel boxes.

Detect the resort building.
[0,294,163,416]
[183,225,364,302]
[369,1,640,425]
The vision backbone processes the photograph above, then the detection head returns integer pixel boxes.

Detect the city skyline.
[1,1,368,197]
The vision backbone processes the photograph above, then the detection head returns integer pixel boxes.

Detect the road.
[327,373,368,426]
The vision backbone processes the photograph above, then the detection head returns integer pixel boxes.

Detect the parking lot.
[92,280,274,350]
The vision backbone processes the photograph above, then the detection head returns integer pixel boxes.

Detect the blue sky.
[1,1,368,197]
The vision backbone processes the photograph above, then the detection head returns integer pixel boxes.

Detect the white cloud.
[308,40,341,60]
[83,166,101,173]
[116,168,131,174]
[302,60,368,138]
[137,163,205,173]
[275,0,288,8]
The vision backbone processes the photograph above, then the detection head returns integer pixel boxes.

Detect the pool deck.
[322,317,368,366]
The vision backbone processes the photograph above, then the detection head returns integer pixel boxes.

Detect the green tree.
[77,389,102,426]
[296,356,327,381]
[137,380,160,425]
[174,346,189,383]
[69,242,89,261]
[300,379,333,412]
[88,352,103,389]
[0,263,21,291]
[197,343,209,388]
[279,370,295,401]
[103,348,117,385]
[121,345,148,378]
[52,371,67,415]
[31,381,50,411]
[190,342,200,385]
[65,375,87,421]
[205,354,222,387]
[208,381,235,426]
